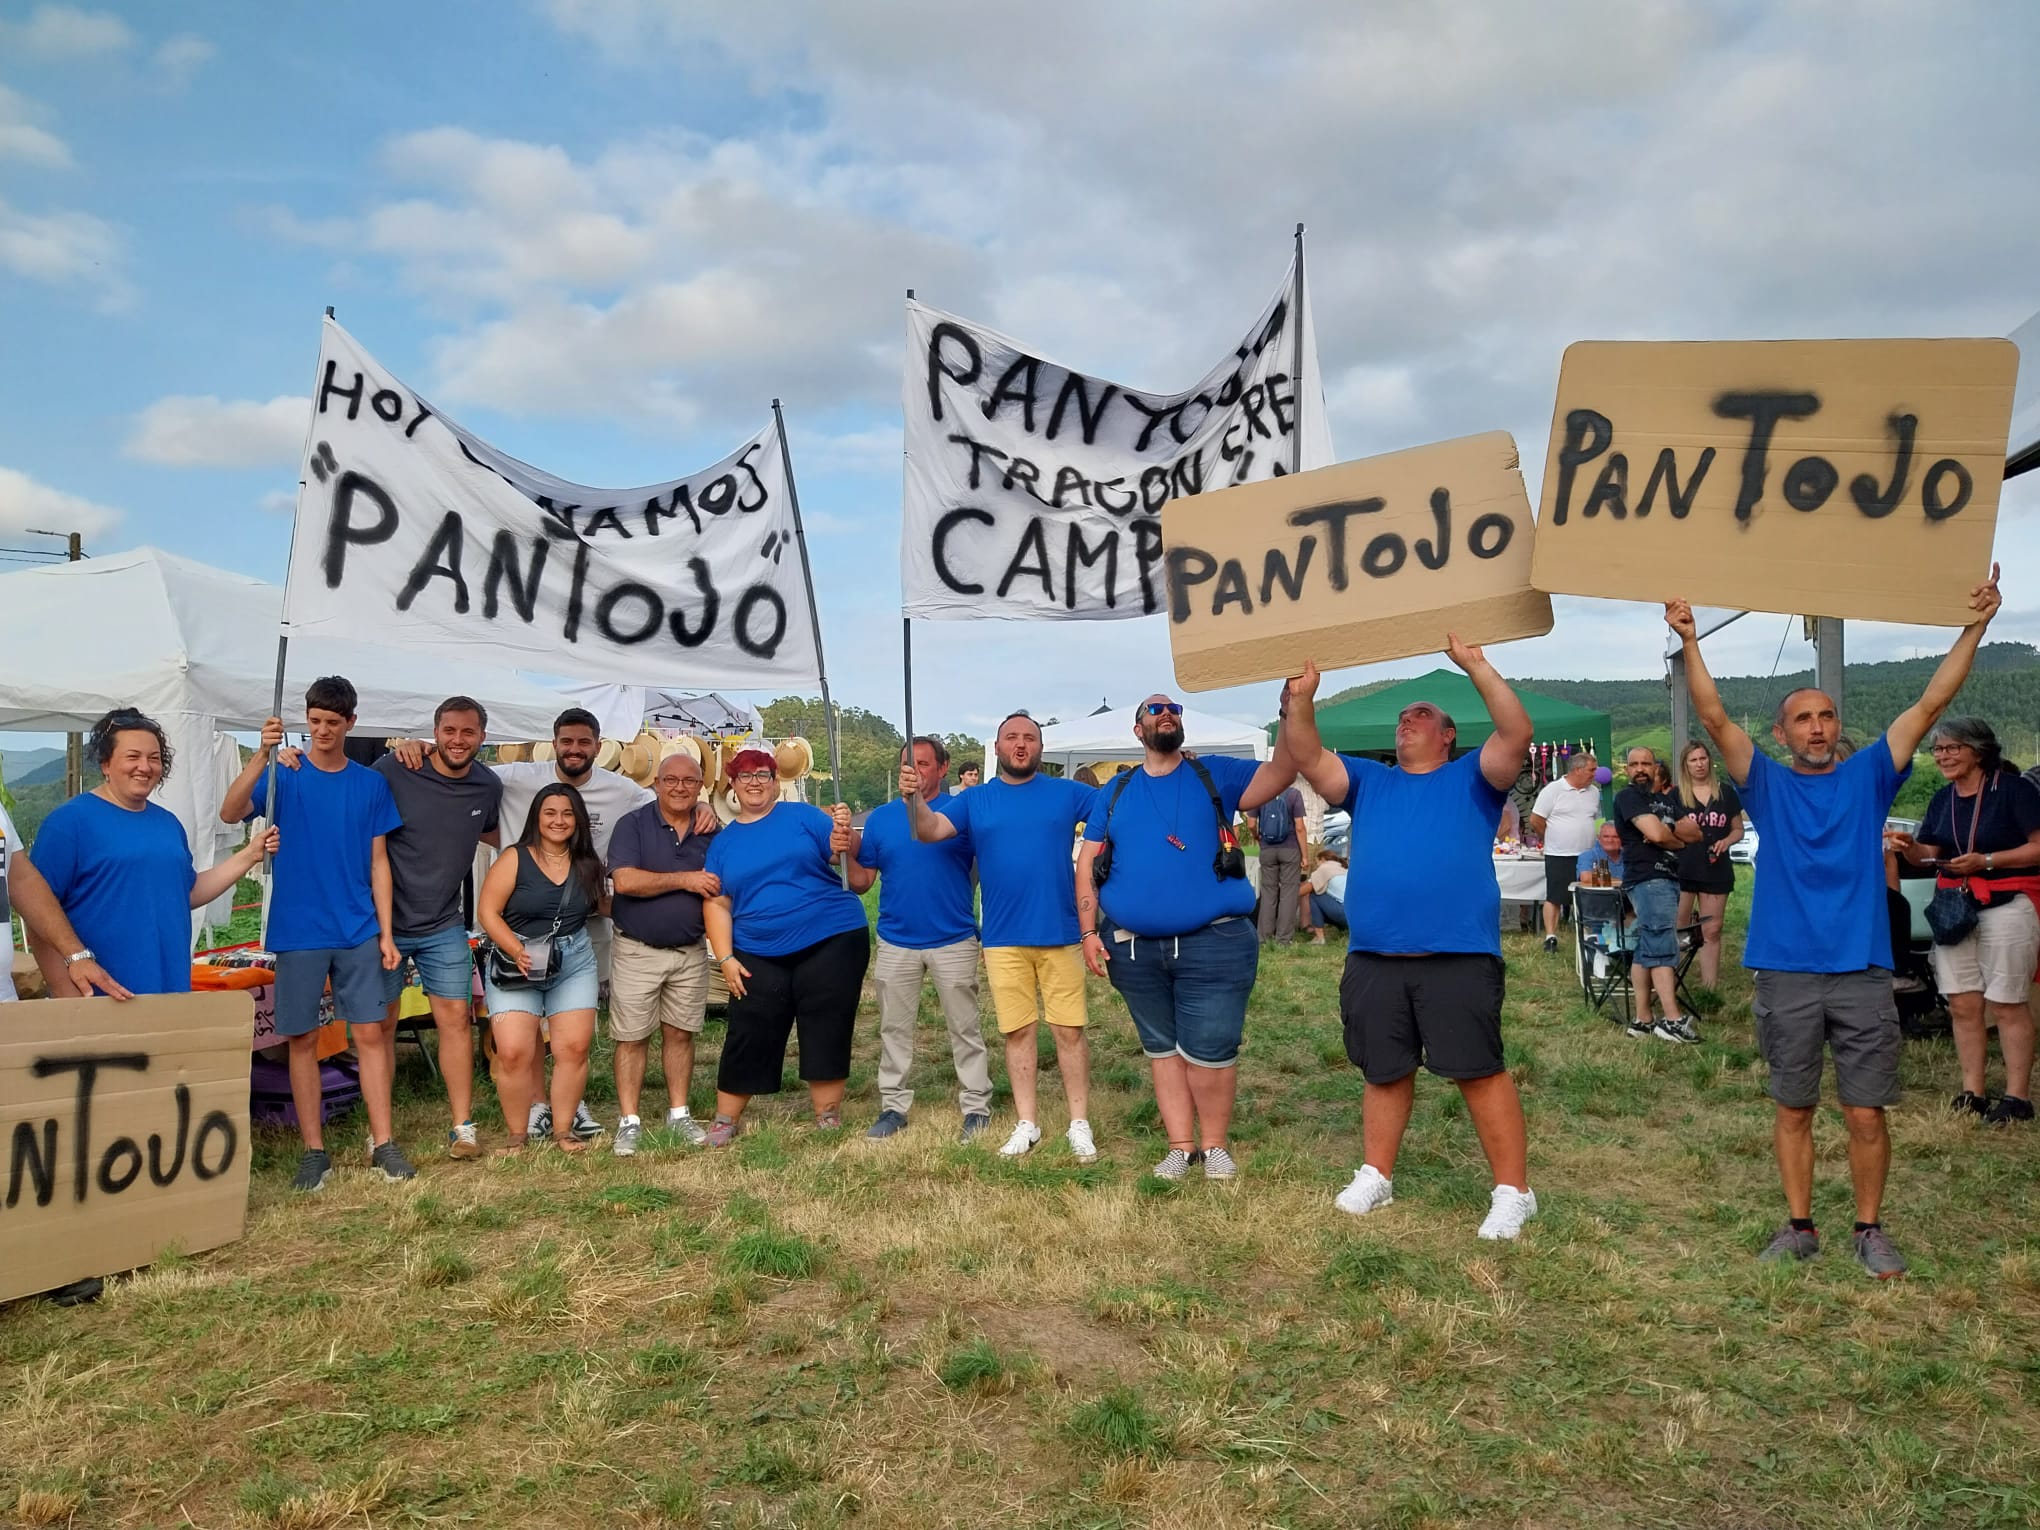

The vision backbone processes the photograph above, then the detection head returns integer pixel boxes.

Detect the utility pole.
[25,528,84,795]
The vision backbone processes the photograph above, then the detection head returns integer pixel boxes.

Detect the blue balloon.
[1593,766,1614,785]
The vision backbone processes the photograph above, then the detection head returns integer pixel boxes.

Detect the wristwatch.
[64,948,97,967]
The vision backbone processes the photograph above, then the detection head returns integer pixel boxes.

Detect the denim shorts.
[483,928,599,1019]
[1099,915,1259,1066]
[382,922,476,1005]
[1627,877,1680,967]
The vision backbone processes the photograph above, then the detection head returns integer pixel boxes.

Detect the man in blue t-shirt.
[223,675,407,1195]
[848,736,993,1144]
[1075,695,1294,1184]
[1670,571,2003,1280]
[1277,637,1541,1242]
[909,711,1100,1162]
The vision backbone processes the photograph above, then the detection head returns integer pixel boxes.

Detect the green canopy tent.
[1270,669,1613,771]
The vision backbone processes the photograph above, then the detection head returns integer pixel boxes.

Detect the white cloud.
[258,489,297,515]
[0,195,129,309]
[0,84,71,169]
[0,465,123,538]
[8,5,134,57]
[153,34,215,89]
[125,395,310,468]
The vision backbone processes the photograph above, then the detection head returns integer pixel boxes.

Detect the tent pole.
[773,399,851,889]
[1289,223,1306,476]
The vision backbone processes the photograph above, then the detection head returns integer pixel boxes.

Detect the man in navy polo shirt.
[849,736,993,1144]
[1076,695,1297,1182]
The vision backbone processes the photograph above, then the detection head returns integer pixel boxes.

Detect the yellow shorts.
[983,945,1088,1034]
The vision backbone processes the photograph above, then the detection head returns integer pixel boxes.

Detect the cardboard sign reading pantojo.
[1,992,253,1302]
[1530,340,2020,625]
[1162,431,1552,691]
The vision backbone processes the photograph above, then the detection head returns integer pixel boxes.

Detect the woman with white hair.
[1890,716,2040,1124]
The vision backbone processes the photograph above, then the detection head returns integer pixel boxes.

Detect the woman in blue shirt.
[701,748,870,1144]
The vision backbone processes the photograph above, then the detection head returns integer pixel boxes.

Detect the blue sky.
[6,0,2040,749]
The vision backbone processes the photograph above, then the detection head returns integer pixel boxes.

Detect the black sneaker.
[1984,1095,2034,1126]
[959,1112,991,1144]
[1950,1090,1992,1117]
[1543,935,1559,953]
[369,1140,417,1182]
[292,1148,333,1194]
[47,1276,104,1306]
[866,1109,909,1140]
[1623,1018,1655,1040]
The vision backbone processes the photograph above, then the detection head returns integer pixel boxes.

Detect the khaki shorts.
[983,944,1088,1034]
[607,934,711,1042]
[1931,893,2040,1005]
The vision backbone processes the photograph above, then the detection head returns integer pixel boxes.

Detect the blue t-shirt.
[857,790,977,949]
[1738,738,1906,973]
[249,760,403,952]
[704,803,869,958]
[1334,751,1507,958]
[30,794,197,994]
[1083,756,1259,937]
[1576,840,1618,881]
[936,775,1098,947]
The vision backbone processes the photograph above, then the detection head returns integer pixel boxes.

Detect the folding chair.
[1570,883,1704,1023]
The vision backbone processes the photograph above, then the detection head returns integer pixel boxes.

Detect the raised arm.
[1887,562,2002,768]
[221,716,285,823]
[1235,750,1300,812]
[1273,662,1353,805]
[191,827,276,908]
[1446,633,1532,793]
[906,789,960,843]
[1666,601,1754,785]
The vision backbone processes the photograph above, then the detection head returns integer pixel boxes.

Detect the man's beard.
[555,752,594,781]
[1147,727,1184,756]
[1791,744,1834,769]
[999,754,1038,780]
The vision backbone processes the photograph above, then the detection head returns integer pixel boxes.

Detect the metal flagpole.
[260,302,335,943]
[901,287,916,796]
[1289,222,1306,476]
[772,398,851,889]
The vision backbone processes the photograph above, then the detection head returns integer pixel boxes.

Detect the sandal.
[706,1116,741,1148]
[551,1134,588,1154]
[814,1107,843,1131]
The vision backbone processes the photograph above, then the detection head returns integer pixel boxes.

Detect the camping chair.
[1570,883,1704,1024]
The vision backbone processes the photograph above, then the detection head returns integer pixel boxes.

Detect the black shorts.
[1339,951,1506,1084]
[717,927,871,1095]
[1678,862,1734,895]
[1542,854,1578,907]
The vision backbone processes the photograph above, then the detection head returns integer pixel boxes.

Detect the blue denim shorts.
[382,922,476,1005]
[483,928,598,1019]
[274,939,387,1034]
[1627,877,1680,968]
[1099,915,1259,1066]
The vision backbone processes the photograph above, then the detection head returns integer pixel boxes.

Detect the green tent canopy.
[1271,669,1613,767]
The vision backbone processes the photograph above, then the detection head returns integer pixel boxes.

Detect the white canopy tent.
[1011,706,1272,778]
[0,548,648,930]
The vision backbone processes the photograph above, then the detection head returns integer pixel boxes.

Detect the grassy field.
[6,890,2040,1529]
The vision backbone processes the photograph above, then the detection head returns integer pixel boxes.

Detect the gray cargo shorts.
[1751,968,1902,1109]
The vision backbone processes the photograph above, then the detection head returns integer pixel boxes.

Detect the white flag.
[281,319,818,688]
[901,260,1332,621]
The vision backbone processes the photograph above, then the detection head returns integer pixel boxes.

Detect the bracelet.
[1986,853,1995,871]
[1080,930,1101,941]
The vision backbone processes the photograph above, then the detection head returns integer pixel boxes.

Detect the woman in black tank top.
[478,784,608,1151]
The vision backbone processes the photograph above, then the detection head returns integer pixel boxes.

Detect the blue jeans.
[382,922,475,1005]
[1316,890,1347,929]
[1099,915,1259,1066]
[1627,877,1679,968]
[483,928,598,1019]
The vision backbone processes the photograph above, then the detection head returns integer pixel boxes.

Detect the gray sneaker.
[960,1112,991,1144]
[527,1103,552,1145]
[569,1101,604,1141]
[866,1109,909,1140]
[369,1140,416,1182]
[1854,1225,1908,1280]
[667,1110,709,1146]
[613,1117,643,1157]
[1758,1223,1820,1263]
[1202,1145,1238,1181]
[292,1148,333,1194]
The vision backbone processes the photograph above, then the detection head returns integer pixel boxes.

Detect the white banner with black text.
[280,320,819,688]
[900,260,1332,621]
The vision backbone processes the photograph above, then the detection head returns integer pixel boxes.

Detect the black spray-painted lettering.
[1638,447,1714,518]
[1065,523,1118,611]
[733,586,788,659]
[1714,392,1822,522]
[926,323,982,424]
[1287,499,1387,592]
[668,559,719,647]
[1851,413,1916,518]
[322,471,400,587]
[5,1054,235,1212]
[1783,456,1838,512]
[396,513,471,614]
[1922,458,1973,521]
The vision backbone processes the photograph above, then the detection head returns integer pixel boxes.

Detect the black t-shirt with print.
[1614,784,1681,884]
[1675,779,1742,882]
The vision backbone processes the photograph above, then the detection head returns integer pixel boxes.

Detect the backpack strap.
[1098,766,1140,849]
[1100,758,1240,881]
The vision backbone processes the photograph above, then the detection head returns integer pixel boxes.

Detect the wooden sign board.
[1161,431,1553,691]
[1,991,254,1302]
[1530,339,2018,625]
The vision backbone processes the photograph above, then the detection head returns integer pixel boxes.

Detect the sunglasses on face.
[1144,702,1184,717]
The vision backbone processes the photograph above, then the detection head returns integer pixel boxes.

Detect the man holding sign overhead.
[1276,639,1540,1241]
[1667,565,2003,1279]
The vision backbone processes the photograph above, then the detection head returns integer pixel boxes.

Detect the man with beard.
[1613,747,1703,1043]
[1669,566,2002,1280]
[1277,638,1542,1241]
[1076,695,1295,1181]
[908,712,1101,1161]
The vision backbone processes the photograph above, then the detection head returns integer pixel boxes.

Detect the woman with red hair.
[700,748,870,1142]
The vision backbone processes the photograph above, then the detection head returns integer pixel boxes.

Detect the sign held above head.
[1529,339,2019,626]
[1161,431,1553,692]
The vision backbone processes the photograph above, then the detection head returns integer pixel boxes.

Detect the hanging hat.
[495,742,531,764]
[594,738,623,771]
[532,741,556,762]
[775,737,814,781]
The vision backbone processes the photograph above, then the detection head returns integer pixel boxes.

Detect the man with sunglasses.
[909,710,1102,1161]
[1076,696,1297,1181]
[605,751,720,1155]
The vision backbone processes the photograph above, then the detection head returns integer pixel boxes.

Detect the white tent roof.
[1034,706,1269,770]
[0,547,641,740]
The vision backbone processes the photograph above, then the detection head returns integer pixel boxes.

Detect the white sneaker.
[612,1116,642,1157]
[1066,1119,1098,1162]
[1477,1184,1539,1241]
[1334,1164,1395,1217]
[667,1108,708,1147]
[999,1120,1042,1157]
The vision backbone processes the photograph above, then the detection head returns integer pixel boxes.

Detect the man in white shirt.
[1528,752,1601,953]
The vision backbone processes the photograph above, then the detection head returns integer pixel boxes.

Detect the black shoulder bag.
[1091,757,1247,887]
[1926,787,1986,947]
[479,859,574,987]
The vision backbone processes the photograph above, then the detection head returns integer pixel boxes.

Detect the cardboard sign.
[1,992,253,1302]
[1161,431,1553,690]
[1530,339,2019,625]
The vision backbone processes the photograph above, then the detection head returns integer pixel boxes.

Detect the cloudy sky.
[4,0,2039,744]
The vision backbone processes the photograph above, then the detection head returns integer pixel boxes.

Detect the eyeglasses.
[1928,743,1969,754]
[1143,702,1183,717]
[733,770,775,783]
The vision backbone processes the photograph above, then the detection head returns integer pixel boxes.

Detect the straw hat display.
[494,742,532,764]
[531,742,555,762]
[617,729,662,785]
[774,737,813,782]
[594,738,623,771]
